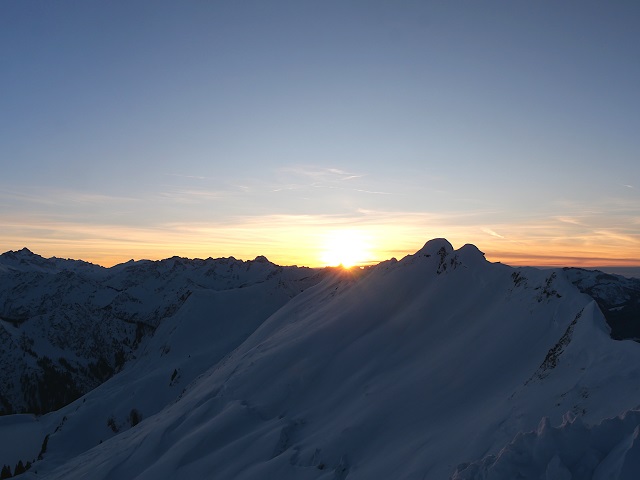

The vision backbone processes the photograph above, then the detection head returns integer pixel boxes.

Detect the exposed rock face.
[564,267,640,341]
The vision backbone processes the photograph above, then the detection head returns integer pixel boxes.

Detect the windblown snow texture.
[452,411,640,480]
[0,239,639,479]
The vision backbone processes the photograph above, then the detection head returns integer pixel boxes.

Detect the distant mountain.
[0,240,639,479]
[563,267,640,341]
[0,248,324,415]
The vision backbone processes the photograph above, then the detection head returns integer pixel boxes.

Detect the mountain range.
[1,239,639,479]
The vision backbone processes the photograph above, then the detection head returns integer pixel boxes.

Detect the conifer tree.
[13,461,25,475]
[0,465,11,479]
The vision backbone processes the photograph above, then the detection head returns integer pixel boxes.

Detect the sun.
[320,230,371,268]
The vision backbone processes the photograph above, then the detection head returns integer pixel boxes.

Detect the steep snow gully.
[1,239,639,479]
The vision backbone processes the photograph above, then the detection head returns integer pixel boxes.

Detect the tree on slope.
[13,461,24,475]
[0,465,11,479]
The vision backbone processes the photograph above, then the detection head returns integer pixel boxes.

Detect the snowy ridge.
[0,240,639,479]
[452,410,640,479]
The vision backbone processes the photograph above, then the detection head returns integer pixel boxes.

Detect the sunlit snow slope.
[1,239,640,479]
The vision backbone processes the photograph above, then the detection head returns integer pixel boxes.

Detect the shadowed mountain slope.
[1,240,639,479]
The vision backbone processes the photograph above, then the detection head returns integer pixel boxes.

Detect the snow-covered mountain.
[0,248,323,415]
[1,239,639,479]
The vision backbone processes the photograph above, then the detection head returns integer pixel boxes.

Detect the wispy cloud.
[554,216,585,226]
[158,188,228,204]
[592,230,639,244]
[268,165,392,196]
[352,188,393,195]
[163,173,217,180]
[0,186,141,206]
[482,228,505,239]
[308,184,394,195]
[282,166,363,181]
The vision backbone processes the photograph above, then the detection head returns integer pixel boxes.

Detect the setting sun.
[319,230,371,268]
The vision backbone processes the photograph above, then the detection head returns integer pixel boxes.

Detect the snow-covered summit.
[414,237,454,257]
[456,243,486,264]
[0,248,102,274]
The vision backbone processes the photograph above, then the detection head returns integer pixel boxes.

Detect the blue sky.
[1,1,639,266]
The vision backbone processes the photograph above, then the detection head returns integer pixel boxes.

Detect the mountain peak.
[252,255,270,263]
[416,238,454,257]
[457,243,487,266]
[0,247,39,261]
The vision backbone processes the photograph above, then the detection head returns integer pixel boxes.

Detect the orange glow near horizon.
[5,238,639,271]
[1,213,639,269]
[4,240,640,270]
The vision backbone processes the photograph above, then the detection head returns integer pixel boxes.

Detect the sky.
[1,1,639,268]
